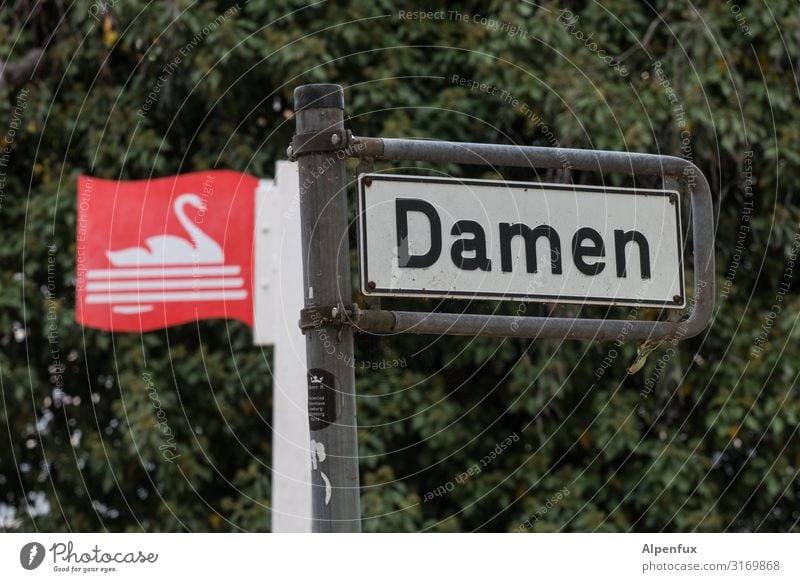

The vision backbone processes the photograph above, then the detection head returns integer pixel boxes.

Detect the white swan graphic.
[105,193,224,266]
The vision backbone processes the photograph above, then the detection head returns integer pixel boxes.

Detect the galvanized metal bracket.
[299,303,361,334]
[288,128,352,160]
[343,136,715,343]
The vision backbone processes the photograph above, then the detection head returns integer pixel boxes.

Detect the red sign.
[76,171,258,332]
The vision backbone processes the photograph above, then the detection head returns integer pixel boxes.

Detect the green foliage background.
[1,0,799,532]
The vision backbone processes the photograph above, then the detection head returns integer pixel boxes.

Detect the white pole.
[255,161,311,532]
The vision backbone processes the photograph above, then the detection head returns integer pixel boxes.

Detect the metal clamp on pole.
[293,83,361,533]
[299,304,361,334]
[288,128,352,160]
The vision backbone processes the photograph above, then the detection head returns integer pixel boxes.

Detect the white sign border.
[357,173,686,309]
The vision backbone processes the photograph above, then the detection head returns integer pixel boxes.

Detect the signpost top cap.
[294,84,344,111]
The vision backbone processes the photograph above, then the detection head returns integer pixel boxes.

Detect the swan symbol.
[105,193,224,266]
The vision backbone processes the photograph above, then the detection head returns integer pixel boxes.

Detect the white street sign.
[357,174,685,308]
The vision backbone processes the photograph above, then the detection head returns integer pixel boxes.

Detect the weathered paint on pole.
[293,83,361,532]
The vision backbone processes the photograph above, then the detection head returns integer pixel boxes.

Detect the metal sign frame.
[344,135,714,343]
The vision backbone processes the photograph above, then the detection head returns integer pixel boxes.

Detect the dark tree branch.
[0,47,44,92]
[613,0,674,64]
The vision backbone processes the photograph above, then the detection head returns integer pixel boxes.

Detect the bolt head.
[286,145,293,158]
[331,133,340,145]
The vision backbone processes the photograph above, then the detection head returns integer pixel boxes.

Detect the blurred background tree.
[1,0,798,532]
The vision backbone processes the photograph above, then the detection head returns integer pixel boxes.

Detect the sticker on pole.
[357,174,685,308]
[308,369,338,430]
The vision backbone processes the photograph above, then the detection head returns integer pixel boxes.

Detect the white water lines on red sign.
[85,193,247,314]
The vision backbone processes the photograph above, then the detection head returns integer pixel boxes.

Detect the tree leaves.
[1,0,799,533]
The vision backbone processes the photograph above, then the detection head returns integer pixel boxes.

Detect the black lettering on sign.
[450,220,491,271]
[572,227,606,276]
[614,229,651,279]
[499,223,562,274]
[395,198,442,268]
[308,368,338,430]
